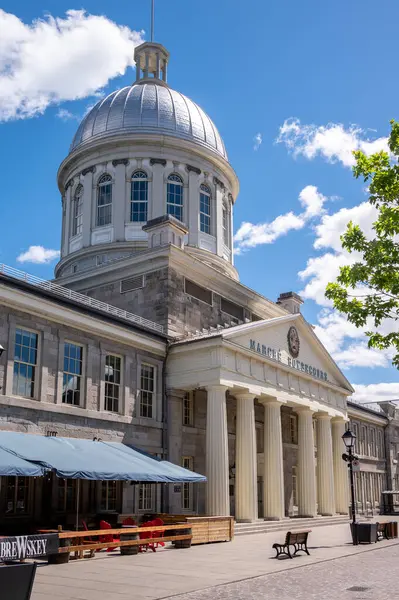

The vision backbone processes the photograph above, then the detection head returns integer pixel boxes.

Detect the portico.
[167,313,352,521]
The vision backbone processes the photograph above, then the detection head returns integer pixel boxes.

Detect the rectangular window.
[182,457,194,511]
[57,479,77,512]
[140,364,155,418]
[100,481,118,512]
[138,483,154,511]
[183,392,194,426]
[5,477,30,515]
[292,466,297,506]
[370,428,376,457]
[62,342,83,406]
[199,191,211,234]
[105,355,121,413]
[131,179,148,222]
[378,430,384,458]
[220,297,244,321]
[289,414,298,444]
[184,279,212,305]
[13,328,38,398]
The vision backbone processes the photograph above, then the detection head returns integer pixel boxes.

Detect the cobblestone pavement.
[167,544,399,600]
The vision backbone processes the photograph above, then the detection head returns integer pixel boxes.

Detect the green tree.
[326,120,399,368]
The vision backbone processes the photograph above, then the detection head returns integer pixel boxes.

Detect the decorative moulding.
[213,176,226,190]
[64,179,73,191]
[112,158,129,167]
[81,166,96,176]
[186,164,201,175]
[150,158,167,166]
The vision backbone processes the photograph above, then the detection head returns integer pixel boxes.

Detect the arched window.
[199,184,211,234]
[130,171,148,222]
[167,174,183,222]
[72,184,83,237]
[96,174,112,227]
[222,202,230,248]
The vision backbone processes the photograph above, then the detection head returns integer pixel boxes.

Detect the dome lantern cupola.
[134,42,169,87]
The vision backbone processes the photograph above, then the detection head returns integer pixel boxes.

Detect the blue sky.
[0,1,398,401]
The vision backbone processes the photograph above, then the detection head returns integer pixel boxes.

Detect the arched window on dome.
[130,171,148,222]
[167,174,183,222]
[199,184,211,235]
[72,184,83,237]
[222,201,230,249]
[96,174,112,227]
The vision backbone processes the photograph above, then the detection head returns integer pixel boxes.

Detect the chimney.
[277,292,303,315]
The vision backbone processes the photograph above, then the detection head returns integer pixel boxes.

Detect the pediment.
[223,314,353,393]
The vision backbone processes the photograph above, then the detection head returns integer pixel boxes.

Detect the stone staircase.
[234,515,349,537]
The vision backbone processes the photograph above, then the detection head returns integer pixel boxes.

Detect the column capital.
[235,392,256,402]
[296,406,315,415]
[315,412,332,421]
[332,416,348,425]
[206,384,229,394]
[258,396,284,407]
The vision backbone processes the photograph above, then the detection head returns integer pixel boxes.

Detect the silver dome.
[70,83,227,160]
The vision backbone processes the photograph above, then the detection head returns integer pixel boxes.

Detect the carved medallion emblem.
[287,326,300,358]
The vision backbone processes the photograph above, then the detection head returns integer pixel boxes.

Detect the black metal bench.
[272,530,311,559]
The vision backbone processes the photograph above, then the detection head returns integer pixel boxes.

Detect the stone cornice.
[150,158,167,166]
[81,166,96,176]
[186,164,201,175]
[112,158,129,167]
[213,176,226,190]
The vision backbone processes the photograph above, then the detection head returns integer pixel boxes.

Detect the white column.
[206,385,230,516]
[82,169,93,247]
[316,415,335,515]
[262,399,285,520]
[187,169,200,246]
[332,419,349,514]
[235,393,257,522]
[297,409,317,517]
[113,162,127,241]
[151,163,165,219]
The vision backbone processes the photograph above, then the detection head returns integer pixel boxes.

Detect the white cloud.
[0,9,144,121]
[234,185,328,253]
[253,133,262,151]
[56,108,79,122]
[352,383,399,403]
[276,118,389,167]
[17,246,60,264]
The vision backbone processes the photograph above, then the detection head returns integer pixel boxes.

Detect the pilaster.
[151,163,165,219]
[113,162,127,241]
[82,170,93,247]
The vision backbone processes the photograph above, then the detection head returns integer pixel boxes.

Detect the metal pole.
[75,479,80,532]
[348,446,358,545]
[151,0,155,42]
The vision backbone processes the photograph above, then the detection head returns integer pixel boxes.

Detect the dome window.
[199,184,211,235]
[96,174,113,227]
[167,174,183,222]
[131,171,148,223]
[72,184,83,237]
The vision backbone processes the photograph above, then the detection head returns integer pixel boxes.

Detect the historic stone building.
[1,38,390,527]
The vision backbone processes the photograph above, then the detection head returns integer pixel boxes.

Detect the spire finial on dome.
[134,41,170,87]
[151,0,155,42]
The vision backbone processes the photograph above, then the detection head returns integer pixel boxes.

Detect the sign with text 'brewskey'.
[0,533,59,561]
[249,339,328,382]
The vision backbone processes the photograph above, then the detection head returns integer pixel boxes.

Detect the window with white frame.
[72,184,83,236]
[183,392,194,426]
[62,342,83,405]
[292,466,297,506]
[378,430,384,458]
[222,202,230,248]
[5,477,30,515]
[131,171,148,222]
[182,457,194,511]
[96,174,112,227]
[199,184,211,234]
[138,483,154,511]
[57,479,77,512]
[13,328,38,399]
[105,355,121,413]
[139,364,155,418]
[100,480,119,511]
[370,428,376,457]
[167,174,183,221]
[289,414,298,444]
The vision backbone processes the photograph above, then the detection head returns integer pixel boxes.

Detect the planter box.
[154,514,234,544]
[0,563,37,600]
[351,522,378,544]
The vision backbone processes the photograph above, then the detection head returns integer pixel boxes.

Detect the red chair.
[122,517,136,526]
[99,520,120,552]
[151,518,165,549]
[139,520,156,553]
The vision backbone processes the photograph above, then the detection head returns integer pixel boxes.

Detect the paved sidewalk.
[31,521,399,600]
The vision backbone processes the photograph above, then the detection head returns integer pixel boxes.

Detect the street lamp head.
[342,428,356,450]
[0,345,4,358]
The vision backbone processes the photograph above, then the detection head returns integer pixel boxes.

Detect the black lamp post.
[342,428,358,545]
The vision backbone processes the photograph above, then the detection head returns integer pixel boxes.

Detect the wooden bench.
[272,530,311,559]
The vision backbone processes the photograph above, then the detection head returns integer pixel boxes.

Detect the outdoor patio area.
[31,520,399,600]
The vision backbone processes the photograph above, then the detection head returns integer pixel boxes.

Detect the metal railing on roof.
[348,397,385,414]
[0,264,164,334]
